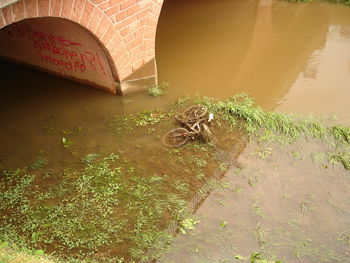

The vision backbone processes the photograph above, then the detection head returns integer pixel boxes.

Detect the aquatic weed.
[285,0,350,6]
[146,82,169,97]
[28,157,48,171]
[0,153,192,262]
[198,94,348,147]
[328,152,350,170]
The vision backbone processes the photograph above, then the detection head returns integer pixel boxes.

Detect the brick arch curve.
[0,0,133,93]
[0,0,165,94]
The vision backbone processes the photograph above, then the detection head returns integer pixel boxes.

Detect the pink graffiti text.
[5,24,106,75]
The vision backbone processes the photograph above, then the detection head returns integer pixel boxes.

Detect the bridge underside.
[0,0,163,95]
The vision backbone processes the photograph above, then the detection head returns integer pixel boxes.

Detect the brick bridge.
[0,0,164,94]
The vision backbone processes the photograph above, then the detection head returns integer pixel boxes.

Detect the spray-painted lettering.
[5,24,106,75]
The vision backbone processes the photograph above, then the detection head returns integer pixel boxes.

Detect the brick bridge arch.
[0,0,164,94]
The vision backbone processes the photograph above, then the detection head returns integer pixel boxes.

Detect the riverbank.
[1,94,349,262]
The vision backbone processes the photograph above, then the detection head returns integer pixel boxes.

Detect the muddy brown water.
[1,0,350,262]
[157,0,350,124]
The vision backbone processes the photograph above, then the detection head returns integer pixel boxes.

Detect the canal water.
[157,0,350,124]
[0,0,350,262]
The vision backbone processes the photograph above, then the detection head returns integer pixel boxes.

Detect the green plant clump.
[198,94,350,146]
[195,94,350,170]
[329,152,350,170]
[235,252,282,263]
[285,0,350,6]
[146,82,169,97]
[0,242,54,263]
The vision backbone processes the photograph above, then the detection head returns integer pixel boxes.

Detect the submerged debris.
[162,104,216,147]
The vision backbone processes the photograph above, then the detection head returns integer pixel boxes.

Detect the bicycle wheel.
[162,128,189,147]
[182,105,208,120]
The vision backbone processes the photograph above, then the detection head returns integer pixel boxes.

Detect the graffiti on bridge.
[5,24,107,75]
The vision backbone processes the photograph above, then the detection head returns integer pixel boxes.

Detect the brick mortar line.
[78,0,87,22]
[148,12,158,19]
[110,41,122,55]
[59,0,63,16]
[100,22,111,41]
[88,0,158,74]
[118,62,132,73]
[114,7,148,26]
[138,0,155,71]
[102,3,119,13]
[48,0,51,17]
[10,4,14,23]
[23,0,27,18]
[86,4,96,28]
[98,0,109,5]
[93,12,104,34]
[106,31,118,49]
[69,0,76,18]
[0,10,5,26]
[139,0,161,70]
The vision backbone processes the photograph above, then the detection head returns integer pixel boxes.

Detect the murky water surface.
[157,0,350,124]
[1,0,350,262]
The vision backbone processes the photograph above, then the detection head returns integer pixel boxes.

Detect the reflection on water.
[277,24,350,123]
[156,0,350,123]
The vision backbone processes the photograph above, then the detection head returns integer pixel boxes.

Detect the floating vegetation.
[234,252,282,263]
[28,157,48,171]
[338,231,350,246]
[61,137,73,149]
[300,195,315,214]
[0,154,193,262]
[0,114,229,263]
[179,217,201,235]
[252,204,266,218]
[254,223,267,248]
[109,108,168,135]
[292,239,317,259]
[218,220,228,230]
[0,242,52,263]
[285,0,350,6]
[1,93,349,263]
[81,153,100,164]
[146,82,169,97]
[329,152,350,170]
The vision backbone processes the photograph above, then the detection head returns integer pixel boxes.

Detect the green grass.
[196,94,350,170]
[329,152,350,170]
[198,94,329,143]
[146,82,169,97]
[0,242,54,263]
[235,252,283,263]
[0,154,191,262]
[0,120,225,263]
[284,0,350,6]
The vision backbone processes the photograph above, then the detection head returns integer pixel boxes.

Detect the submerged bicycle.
[162,104,216,148]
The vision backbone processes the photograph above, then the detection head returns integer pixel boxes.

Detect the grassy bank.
[197,94,350,170]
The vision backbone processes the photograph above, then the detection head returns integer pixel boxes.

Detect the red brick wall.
[0,0,164,93]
